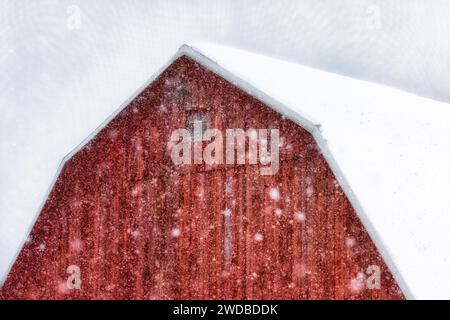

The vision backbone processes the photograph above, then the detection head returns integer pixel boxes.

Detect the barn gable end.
[0,46,405,299]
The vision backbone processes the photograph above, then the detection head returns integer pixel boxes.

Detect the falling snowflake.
[274,208,282,217]
[171,228,181,238]
[269,187,280,201]
[305,186,314,197]
[38,243,46,252]
[345,237,356,248]
[225,180,233,194]
[197,188,204,199]
[333,179,340,188]
[350,272,366,292]
[221,270,231,278]
[293,263,308,278]
[131,230,140,239]
[131,185,141,197]
[108,129,118,139]
[254,233,264,242]
[70,239,83,252]
[105,284,115,292]
[71,200,82,210]
[159,104,167,113]
[294,211,306,222]
[223,208,232,217]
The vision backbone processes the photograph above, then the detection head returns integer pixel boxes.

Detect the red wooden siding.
[0,56,404,299]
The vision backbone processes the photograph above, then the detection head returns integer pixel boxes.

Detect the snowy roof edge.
[312,131,413,299]
[0,44,413,299]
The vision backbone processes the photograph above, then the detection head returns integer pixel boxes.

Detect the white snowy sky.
[1,0,450,299]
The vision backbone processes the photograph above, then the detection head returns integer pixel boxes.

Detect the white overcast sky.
[0,0,449,297]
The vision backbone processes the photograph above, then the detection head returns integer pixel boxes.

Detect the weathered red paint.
[0,55,404,299]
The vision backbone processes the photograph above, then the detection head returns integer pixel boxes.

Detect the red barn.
[0,45,404,300]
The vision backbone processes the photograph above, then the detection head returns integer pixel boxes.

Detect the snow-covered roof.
[2,43,450,299]
[185,43,450,299]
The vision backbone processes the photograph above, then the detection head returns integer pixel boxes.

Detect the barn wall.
[0,56,403,299]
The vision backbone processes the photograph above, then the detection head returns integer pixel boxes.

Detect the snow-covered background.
[1,0,450,299]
